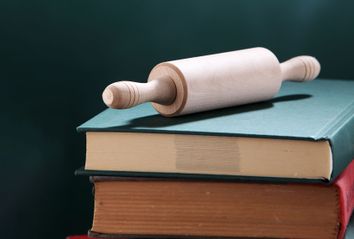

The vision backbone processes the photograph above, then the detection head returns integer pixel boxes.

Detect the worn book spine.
[327,101,354,181]
[336,159,354,239]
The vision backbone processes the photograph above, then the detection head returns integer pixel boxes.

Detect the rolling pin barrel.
[102,47,320,117]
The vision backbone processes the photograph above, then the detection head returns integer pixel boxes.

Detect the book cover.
[78,79,354,182]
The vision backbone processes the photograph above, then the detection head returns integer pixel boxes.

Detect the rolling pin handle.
[280,56,321,82]
[102,77,176,109]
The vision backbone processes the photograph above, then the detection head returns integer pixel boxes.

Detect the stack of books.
[76,79,354,239]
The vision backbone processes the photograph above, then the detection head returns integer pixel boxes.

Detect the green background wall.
[1,0,353,238]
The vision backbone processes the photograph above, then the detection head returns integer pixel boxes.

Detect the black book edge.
[75,167,329,185]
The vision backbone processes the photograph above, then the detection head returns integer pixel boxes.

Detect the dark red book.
[84,160,354,239]
[66,236,92,239]
[335,159,354,239]
[69,161,354,239]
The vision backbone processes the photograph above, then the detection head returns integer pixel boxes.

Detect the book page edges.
[85,132,332,180]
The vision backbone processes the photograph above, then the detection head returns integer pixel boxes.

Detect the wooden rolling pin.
[102,47,320,117]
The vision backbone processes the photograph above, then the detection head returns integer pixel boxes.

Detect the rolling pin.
[102,47,320,117]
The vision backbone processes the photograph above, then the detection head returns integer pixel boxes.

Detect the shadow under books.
[107,94,312,129]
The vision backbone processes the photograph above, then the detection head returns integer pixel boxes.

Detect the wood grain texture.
[91,180,339,239]
[102,47,321,116]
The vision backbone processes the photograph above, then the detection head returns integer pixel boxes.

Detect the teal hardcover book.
[78,79,354,182]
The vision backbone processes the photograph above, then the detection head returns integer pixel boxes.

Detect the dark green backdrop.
[1,1,354,238]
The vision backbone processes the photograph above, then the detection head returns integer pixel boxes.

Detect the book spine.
[329,102,354,181]
[334,159,354,239]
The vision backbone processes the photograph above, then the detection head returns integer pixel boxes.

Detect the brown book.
[88,161,354,239]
